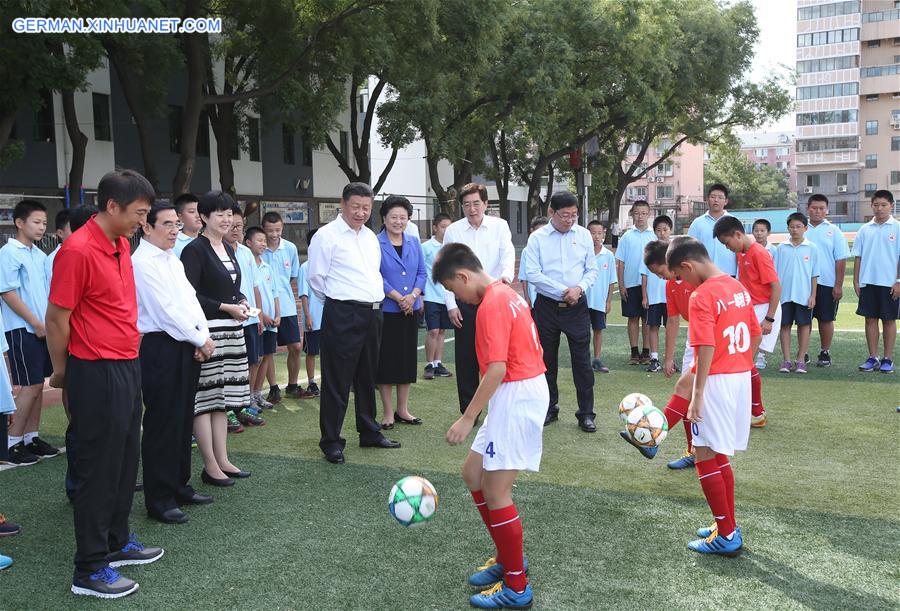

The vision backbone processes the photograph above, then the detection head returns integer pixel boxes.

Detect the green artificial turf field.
[0,265,897,610]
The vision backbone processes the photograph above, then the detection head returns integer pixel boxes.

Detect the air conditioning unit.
[837,185,848,193]
[892,118,900,129]
[656,176,665,183]
[803,187,814,194]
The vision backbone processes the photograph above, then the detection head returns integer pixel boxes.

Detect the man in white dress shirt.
[308,183,400,464]
[133,203,216,523]
[441,183,515,414]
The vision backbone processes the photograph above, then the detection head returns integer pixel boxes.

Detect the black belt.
[332,298,381,310]
[537,294,585,309]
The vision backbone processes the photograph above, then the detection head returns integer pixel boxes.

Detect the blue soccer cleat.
[697,523,742,538]
[688,529,743,557]
[0,553,11,570]
[470,582,533,609]
[667,451,695,470]
[468,557,529,588]
[859,357,879,372]
[618,431,658,459]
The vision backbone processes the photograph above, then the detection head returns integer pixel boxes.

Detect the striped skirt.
[194,318,252,416]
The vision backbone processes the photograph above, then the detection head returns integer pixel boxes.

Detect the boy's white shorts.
[682,329,694,373]
[471,374,549,472]
[753,302,781,353]
[690,371,751,457]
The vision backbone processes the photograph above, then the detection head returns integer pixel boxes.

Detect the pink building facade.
[738,131,798,193]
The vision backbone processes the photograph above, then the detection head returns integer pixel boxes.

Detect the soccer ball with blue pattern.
[388,476,438,526]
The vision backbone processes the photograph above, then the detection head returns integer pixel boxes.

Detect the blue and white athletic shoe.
[688,529,743,557]
[859,357,880,372]
[0,553,11,570]
[618,431,658,459]
[879,358,894,374]
[667,451,695,470]
[470,582,533,609]
[71,567,139,599]
[468,557,529,587]
[696,523,742,538]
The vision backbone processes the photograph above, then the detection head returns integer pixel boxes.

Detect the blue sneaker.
[108,533,164,567]
[859,357,880,372]
[618,430,658,459]
[470,582,533,609]
[879,358,894,373]
[688,529,743,557]
[697,523,742,538]
[0,553,11,570]
[667,451,695,470]
[468,556,529,587]
[71,567,139,598]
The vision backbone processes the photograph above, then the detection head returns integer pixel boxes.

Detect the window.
[806,174,821,187]
[776,147,789,157]
[756,162,769,169]
[861,64,900,78]
[92,93,111,141]
[796,109,858,126]
[248,117,260,162]
[891,171,900,185]
[866,120,878,135]
[892,136,900,151]
[798,1,859,20]
[656,185,674,200]
[796,136,859,152]
[657,161,674,176]
[626,143,642,156]
[866,94,880,101]
[627,186,647,200]
[865,154,877,168]
[797,28,858,47]
[837,172,848,187]
[168,105,182,153]
[755,148,767,157]
[776,161,788,170]
[862,8,900,22]
[832,201,850,216]
[797,82,859,100]
[339,130,349,162]
[230,119,240,160]
[656,138,672,155]
[864,183,877,197]
[32,90,54,143]
[283,125,295,165]
[302,129,313,166]
[796,55,857,74]
[196,111,209,157]
[867,40,880,48]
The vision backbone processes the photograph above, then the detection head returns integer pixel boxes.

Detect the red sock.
[696,458,735,537]
[489,504,527,592]
[682,420,693,452]
[750,366,764,417]
[665,395,692,452]
[715,454,735,526]
[471,490,499,558]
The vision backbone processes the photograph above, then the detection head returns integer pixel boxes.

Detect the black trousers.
[453,301,480,414]
[140,333,201,514]
[0,412,7,461]
[533,295,595,419]
[319,299,385,454]
[67,356,142,578]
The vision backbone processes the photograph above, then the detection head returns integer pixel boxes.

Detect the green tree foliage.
[705,139,794,209]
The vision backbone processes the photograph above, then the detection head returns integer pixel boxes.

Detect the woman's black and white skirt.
[193,317,252,416]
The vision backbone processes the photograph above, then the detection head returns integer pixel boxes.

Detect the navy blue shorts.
[781,301,813,327]
[303,330,321,356]
[620,286,647,320]
[277,315,302,346]
[589,308,607,331]
[6,329,52,386]
[262,330,277,356]
[647,303,668,328]
[244,325,262,365]
[812,284,839,322]
[856,285,899,321]
[424,301,452,330]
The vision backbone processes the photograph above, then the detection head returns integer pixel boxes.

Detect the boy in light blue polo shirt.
[45,209,71,283]
[752,219,778,259]
[518,216,549,309]
[688,184,738,277]
[586,221,616,373]
[852,190,899,373]
[246,226,282,405]
[641,216,673,373]
[422,213,455,379]
[0,200,57,465]
[298,228,324,398]
[615,200,655,365]
[775,212,820,374]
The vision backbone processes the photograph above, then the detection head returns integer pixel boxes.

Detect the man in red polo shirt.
[46,170,164,600]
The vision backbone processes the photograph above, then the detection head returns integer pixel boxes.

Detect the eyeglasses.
[462,201,484,209]
[555,211,578,221]
[160,221,182,230]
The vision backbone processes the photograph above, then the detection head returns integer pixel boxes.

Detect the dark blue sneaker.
[667,451,695,470]
[879,358,894,373]
[108,533,164,567]
[619,430,658,459]
[71,567,139,599]
[688,529,743,557]
[468,556,529,587]
[470,582,533,609]
[859,357,879,372]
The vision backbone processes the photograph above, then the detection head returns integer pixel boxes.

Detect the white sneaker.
[755,353,766,370]
[255,392,273,409]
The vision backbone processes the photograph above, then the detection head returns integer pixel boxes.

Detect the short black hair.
[305,228,318,247]
[380,195,412,221]
[231,204,243,217]
[97,169,155,212]
[198,191,235,217]
[54,209,70,231]
[872,189,894,204]
[631,200,650,211]
[432,243,483,284]
[707,183,728,199]
[653,215,673,230]
[807,193,828,206]
[666,235,710,269]
[433,212,451,226]
[549,191,578,211]
[787,212,808,227]
[712,215,745,239]
[643,240,669,268]
[69,204,99,233]
[530,216,549,230]
[342,182,374,201]
[147,202,176,227]
[587,220,604,229]
[13,199,46,223]
[174,192,199,214]
[752,218,771,232]
[244,226,265,242]
[262,211,283,226]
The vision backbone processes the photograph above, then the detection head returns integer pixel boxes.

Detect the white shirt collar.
[869,215,898,227]
[138,238,171,258]
[7,238,33,250]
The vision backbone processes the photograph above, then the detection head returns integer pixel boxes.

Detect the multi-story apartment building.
[795,0,900,222]
[738,131,797,193]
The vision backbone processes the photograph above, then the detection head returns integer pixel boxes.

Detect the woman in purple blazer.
[376,196,426,429]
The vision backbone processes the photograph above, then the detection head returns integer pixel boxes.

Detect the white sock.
[650,352,659,360]
[24,431,37,445]
[8,435,23,449]
[435,361,442,367]
[724,531,735,541]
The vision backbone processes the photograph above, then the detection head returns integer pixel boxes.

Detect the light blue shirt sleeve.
[523,232,569,300]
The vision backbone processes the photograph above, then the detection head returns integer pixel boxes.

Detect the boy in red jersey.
[434,243,548,609]
[621,238,698,467]
[666,236,761,557]
[714,216,782,428]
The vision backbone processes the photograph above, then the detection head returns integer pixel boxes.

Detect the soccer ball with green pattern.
[618,392,653,422]
[626,404,669,448]
[388,476,438,526]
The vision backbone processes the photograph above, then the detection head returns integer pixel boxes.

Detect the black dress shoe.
[222,469,251,479]
[394,412,423,425]
[360,438,401,449]
[178,492,214,505]
[579,417,597,433]
[325,451,345,464]
[544,409,559,426]
[200,470,235,487]
[148,507,189,524]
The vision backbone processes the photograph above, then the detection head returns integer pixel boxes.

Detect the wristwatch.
[764,316,775,323]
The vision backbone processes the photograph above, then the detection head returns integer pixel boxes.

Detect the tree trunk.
[545,162,554,205]
[0,112,16,154]
[424,134,454,217]
[372,146,398,194]
[172,0,206,196]
[61,89,88,195]
[488,131,511,221]
[209,102,236,196]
